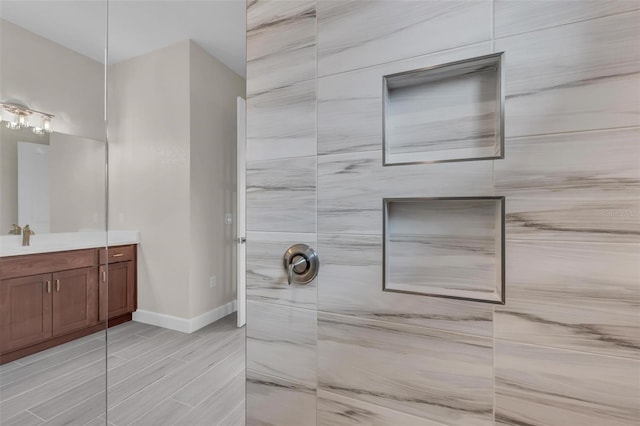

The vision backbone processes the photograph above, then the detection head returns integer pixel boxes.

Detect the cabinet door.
[52,267,98,336]
[0,274,52,352]
[100,261,135,321]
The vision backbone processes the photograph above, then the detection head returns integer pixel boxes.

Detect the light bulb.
[17,114,28,128]
[42,116,52,133]
[6,113,19,129]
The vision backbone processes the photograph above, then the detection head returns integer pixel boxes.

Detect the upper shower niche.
[383,52,504,166]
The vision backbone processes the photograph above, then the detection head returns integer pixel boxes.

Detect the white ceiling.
[0,0,247,77]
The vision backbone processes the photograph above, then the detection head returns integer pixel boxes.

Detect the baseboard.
[132,300,237,333]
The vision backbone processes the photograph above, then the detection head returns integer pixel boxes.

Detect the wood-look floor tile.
[177,373,245,426]
[1,410,44,426]
[126,398,192,426]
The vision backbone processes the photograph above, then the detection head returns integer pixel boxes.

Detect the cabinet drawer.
[0,249,97,280]
[99,245,135,264]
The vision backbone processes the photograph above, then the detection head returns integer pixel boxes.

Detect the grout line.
[315,0,320,422]
[317,39,494,80]
[493,7,640,41]
[505,238,640,246]
[316,309,493,341]
[504,125,640,141]
[493,337,640,362]
[246,299,318,316]
[317,390,449,426]
[246,368,317,392]
[246,153,317,165]
[170,397,195,409]
[26,409,47,422]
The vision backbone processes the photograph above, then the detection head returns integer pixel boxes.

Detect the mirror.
[0,5,107,236]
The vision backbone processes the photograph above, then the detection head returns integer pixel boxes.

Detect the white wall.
[108,40,245,323]
[0,19,105,140]
[108,40,192,319]
[189,41,245,318]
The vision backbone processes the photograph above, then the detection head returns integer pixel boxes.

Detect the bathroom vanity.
[0,232,139,364]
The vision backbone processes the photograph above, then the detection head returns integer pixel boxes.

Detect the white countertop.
[0,230,140,257]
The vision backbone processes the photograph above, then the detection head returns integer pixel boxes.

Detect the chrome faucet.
[9,224,22,235]
[22,225,35,246]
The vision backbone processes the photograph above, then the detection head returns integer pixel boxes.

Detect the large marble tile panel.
[495,340,640,426]
[318,150,494,235]
[495,0,640,38]
[318,42,492,156]
[385,198,503,302]
[318,390,444,426]
[247,0,315,95]
[247,155,316,233]
[318,234,494,337]
[247,79,316,162]
[247,301,317,387]
[497,11,640,137]
[317,0,492,76]
[318,313,493,425]
[496,128,640,200]
[505,197,640,242]
[496,240,640,359]
[246,231,317,309]
[247,370,316,426]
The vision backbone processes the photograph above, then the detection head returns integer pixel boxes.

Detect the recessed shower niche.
[383,197,505,304]
[383,52,504,166]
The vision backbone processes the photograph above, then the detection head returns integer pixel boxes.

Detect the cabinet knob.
[112,253,124,258]
[45,280,51,293]
[55,279,60,292]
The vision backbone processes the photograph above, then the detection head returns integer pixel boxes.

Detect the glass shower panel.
[105,1,246,424]
[0,1,109,424]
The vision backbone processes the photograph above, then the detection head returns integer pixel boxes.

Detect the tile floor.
[0,313,245,425]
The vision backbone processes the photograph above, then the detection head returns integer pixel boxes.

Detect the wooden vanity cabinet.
[0,273,52,353]
[0,244,137,364]
[51,267,98,337]
[99,245,136,321]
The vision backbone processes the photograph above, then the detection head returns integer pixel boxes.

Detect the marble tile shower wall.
[246,1,640,425]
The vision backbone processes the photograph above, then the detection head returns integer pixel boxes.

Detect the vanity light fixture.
[1,102,54,134]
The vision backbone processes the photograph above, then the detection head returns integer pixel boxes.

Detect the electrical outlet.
[224,214,233,225]
[209,276,217,288]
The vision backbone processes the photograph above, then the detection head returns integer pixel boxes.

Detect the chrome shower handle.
[283,244,319,286]
[287,256,307,285]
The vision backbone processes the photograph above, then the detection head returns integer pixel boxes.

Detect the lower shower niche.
[383,197,505,303]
